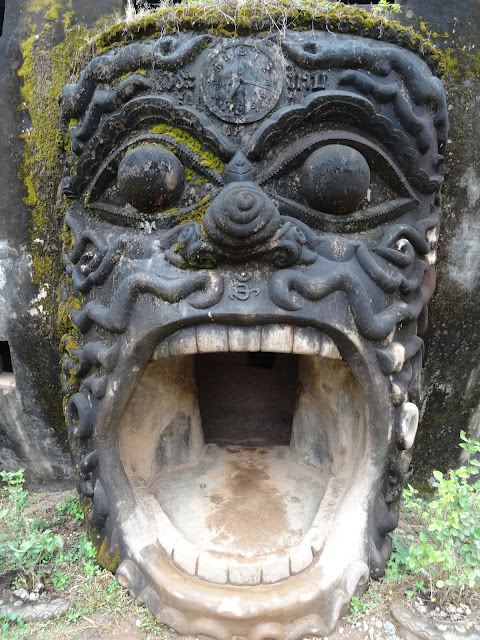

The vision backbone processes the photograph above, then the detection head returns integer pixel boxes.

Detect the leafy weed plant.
[0,469,63,590]
[372,0,402,13]
[402,431,480,605]
[55,494,85,523]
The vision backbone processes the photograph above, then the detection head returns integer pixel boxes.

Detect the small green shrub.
[0,602,25,634]
[402,431,480,605]
[373,0,402,13]
[384,533,410,583]
[56,493,84,522]
[349,595,367,616]
[0,469,64,590]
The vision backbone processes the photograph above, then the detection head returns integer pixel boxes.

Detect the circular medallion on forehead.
[202,43,283,123]
[117,145,185,213]
[300,144,370,215]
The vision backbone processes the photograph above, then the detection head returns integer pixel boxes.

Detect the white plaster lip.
[93,315,391,636]
[114,321,382,589]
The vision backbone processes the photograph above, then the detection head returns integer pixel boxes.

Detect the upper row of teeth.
[153,324,342,359]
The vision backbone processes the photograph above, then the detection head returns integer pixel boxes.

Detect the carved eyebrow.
[87,132,225,203]
[247,91,442,194]
[63,96,236,199]
[281,35,448,151]
[257,131,414,195]
[62,34,215,121]
[247,91,415,161]
[338,71,431,153]
[68,75,152,155]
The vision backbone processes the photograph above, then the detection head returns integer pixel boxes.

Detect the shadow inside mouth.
[118,325,367,583]
[196,352,298,445]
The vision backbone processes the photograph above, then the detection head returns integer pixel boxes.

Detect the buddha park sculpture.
[0,2,452,638]
[58,21,447,639]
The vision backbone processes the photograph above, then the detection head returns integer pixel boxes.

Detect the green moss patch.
[149,124,225,173]
[88,0,442,74]
[18,1,94,340]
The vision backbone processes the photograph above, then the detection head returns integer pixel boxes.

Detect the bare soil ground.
[0,488,440,640]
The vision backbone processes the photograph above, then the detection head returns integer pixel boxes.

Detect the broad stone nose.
[202,182,281,255]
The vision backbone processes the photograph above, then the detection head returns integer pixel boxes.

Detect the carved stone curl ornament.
[60,26,447,640]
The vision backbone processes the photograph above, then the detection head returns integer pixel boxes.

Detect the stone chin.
[59,29,447,640]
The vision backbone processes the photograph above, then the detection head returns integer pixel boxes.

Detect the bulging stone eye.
[117,145,185,213]
[300,144,370,215]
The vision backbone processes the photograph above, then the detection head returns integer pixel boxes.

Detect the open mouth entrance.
[196,352,297,446]
[119,326,367,584]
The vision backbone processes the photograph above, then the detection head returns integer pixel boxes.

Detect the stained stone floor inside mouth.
[150,444,328,556]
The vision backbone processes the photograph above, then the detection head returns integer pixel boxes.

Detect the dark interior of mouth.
[196,352,297,445]
[119,342,366,560]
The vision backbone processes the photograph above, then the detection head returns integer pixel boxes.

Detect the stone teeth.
[289,542,313,575]
[261,552,290,584]
[396,401,419,450]
[390,342,405,373]
[228,557,262,586]
[261,325,293,353]
[153,325,342,359]
[168,327,197,356]
[196,325,229,353]
[197,553,229,585]
[172,539,199,576]
[169,539,317,585]
[228,326,261,352]
[319,339,341,360]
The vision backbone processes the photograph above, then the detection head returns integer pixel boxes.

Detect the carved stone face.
[61,30,447,640]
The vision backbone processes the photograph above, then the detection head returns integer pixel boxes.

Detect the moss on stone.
[439,47,480,82]
[85,0,442,75]
[45,3,62,21]
[59,332,80,356]
[117,68,147,82]
[61,223,75,255]
[176,194,212,226]
[57,295,81,335]
[149,124,224,172]
[185,168,196,182]
[96,538,121,573]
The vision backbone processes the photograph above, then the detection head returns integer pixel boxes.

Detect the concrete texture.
[0,1,477,636]
[395,0,480,481]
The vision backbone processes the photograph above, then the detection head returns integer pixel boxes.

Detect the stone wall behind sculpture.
[0,0,478,484]
[397,0,480,481]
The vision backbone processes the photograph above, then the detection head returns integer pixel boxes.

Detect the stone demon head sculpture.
[60,26,447,640]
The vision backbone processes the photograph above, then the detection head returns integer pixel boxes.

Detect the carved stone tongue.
[164,446,320,557]
[150,444,327,584]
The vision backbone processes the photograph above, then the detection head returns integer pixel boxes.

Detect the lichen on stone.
[85,0,443,74]
[149,124,225,173]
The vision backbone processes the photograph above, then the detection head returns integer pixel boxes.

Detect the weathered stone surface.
[1,0,479,637]
[0,1,75,483]
[53,8,446,636]
[396,0,480,482]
